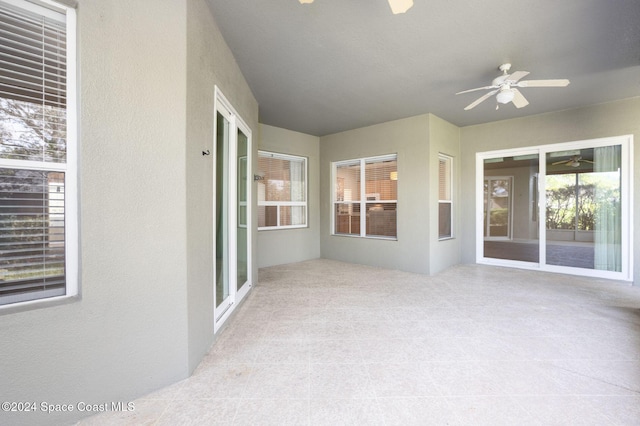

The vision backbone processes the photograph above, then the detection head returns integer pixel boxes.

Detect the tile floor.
[79,259,640,425]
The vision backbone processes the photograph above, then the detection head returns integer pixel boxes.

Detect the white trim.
[63,3,77,299]
[0,158,68,171]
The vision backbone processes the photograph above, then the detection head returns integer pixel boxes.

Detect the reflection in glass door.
[214,88,252,332]
[545,146,622,272]
[484,177,513,239]
[215,108,231,316]
[482,154,540,264]
[477,136,632,281]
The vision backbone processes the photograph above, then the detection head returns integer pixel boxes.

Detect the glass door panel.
[215,110,231,315]
[236,127,249,294]
[483,155,540,263]
[214,88,253,332]
[545,146,622,271]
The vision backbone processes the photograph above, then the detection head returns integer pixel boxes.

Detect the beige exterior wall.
[428,115,462,274]
[257,124,321,267]
[0,0,258,424]
[185,0,258,374]
[317,114,461,275]
[319,114,435,274]
[460,97,640,283]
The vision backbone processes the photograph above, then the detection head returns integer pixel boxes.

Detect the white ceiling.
[206,0,640,137]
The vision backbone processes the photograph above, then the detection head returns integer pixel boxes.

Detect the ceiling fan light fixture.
[457,64,569,111]
[388,0,413,14]
[496,89,515,104]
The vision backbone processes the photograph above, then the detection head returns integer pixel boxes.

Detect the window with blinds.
[438,154,453,239]
[257,151,307,229]
[333,154,397,239]
[0,0,76,307]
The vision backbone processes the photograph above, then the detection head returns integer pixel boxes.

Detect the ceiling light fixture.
[496,89,515,104]
[299,0,314,3]
[388,0,413,14]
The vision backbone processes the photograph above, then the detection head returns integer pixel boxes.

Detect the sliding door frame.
[213,86,253,332]
[476,135,633,281]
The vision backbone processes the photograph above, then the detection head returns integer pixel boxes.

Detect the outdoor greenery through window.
[546,145,622,271]
[257,151,307,229]
[0,0,76,306]
[545,173,619,232]
[333,154,397,239]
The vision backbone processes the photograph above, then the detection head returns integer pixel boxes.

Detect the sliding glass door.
[478,136,632,281]
[214,88,252,332]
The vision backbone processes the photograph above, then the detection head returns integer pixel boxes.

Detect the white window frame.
[257,150,308,230]
[438,153,453,240]
[331,153,398,240]
[0,0,77,309]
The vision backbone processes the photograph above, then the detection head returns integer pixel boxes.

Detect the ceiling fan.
[456,64,570,111]
[551,155,594,168]
[299,0,414,14]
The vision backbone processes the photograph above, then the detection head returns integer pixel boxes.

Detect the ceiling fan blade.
[511,88,529,108]
[507,71,529,83]
[388,0,413,14]
[518,79,570,88]
[464,89,498,110]
[456,85,497,95]
[583,159,595,164]
[551,160,569,165]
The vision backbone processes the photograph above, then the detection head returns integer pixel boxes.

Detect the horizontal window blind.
[0,1,66,107]
[0,0,70,306]
[365,157,397,238]
[258,151,307,229]
[333,155,397,239]
[0,168,65,304]
[0,1,67,163]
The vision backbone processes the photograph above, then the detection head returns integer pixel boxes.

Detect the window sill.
[332,233,398,241]
[0,294,80,316]
[258,225,309,231]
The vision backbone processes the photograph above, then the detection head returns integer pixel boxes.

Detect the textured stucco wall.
[320,115,432,274]
[257,124,321,268]
[428,114,461,275]
[460,97,640,284]
[185,0,259,372]
[0,1,190,425]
